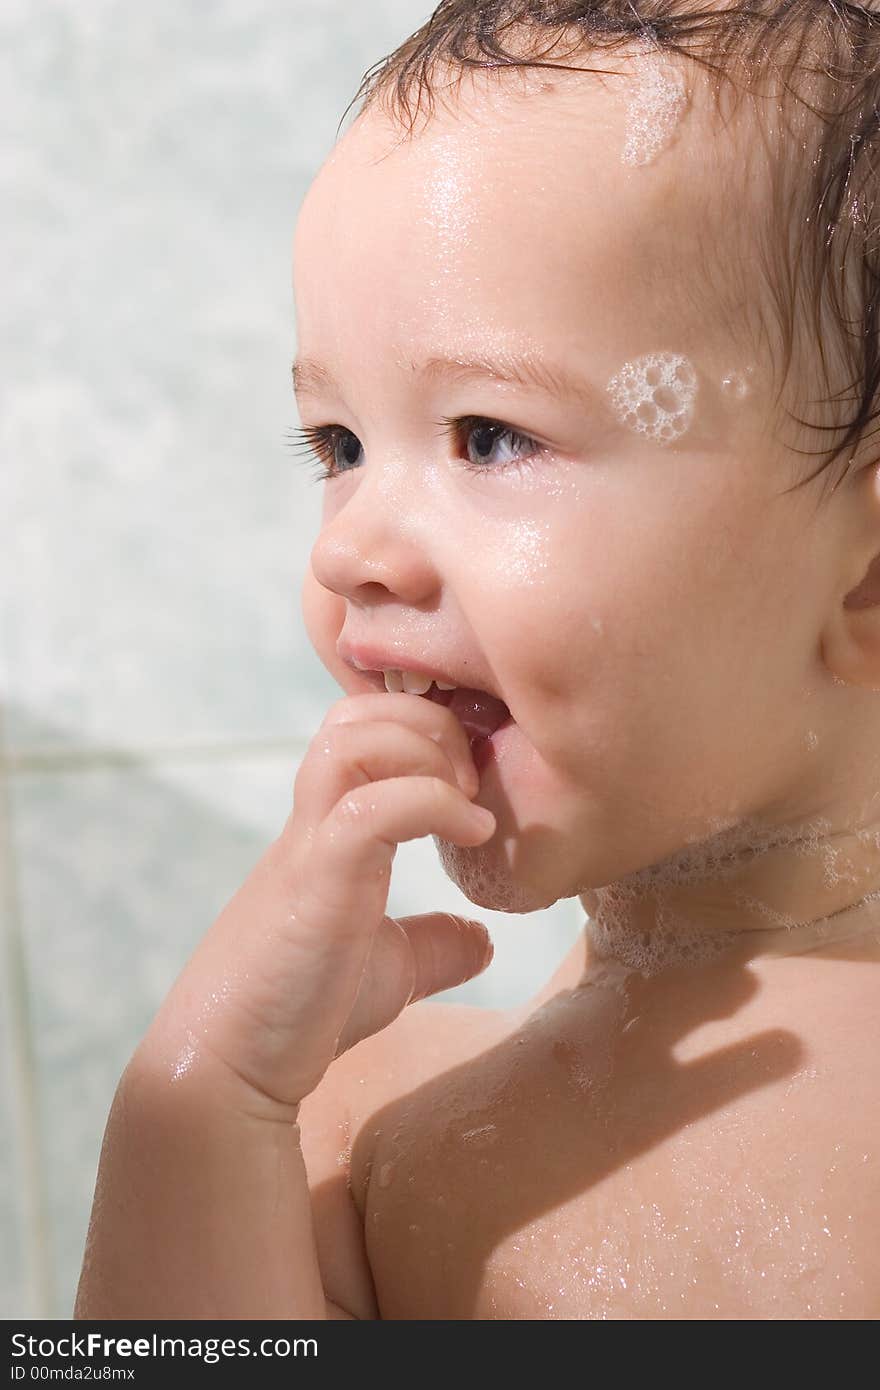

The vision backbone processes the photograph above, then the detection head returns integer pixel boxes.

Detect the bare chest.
[352,998,880,1318]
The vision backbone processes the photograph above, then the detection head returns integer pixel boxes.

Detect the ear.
[822,463,880,692]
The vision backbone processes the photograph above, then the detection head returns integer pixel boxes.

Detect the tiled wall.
[2,1,584,1318]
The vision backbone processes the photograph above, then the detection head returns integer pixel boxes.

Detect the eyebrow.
[291,351,604,414]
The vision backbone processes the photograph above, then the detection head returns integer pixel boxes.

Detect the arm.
[74,692,493,1320]
[74,1037,329,1320]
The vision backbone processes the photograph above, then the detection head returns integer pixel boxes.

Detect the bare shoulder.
[295,998,505,1319]
[297,946,880,1319]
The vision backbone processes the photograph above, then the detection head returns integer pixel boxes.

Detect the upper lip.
[337,640,504,701]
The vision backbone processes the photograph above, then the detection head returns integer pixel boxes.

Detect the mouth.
[337,642,515,769]
[425,683,514,750]
[351,668,514,749]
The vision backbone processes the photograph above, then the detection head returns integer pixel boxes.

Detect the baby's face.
[294,57,838,914]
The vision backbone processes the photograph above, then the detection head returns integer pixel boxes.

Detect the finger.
[333,912,493,1057]
[221,781,493,1099]
[322,692,480,800]
[400,912,494,1005]
[292,719,471,836]
[293,776,495,949]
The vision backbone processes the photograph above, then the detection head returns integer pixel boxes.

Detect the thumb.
[400,912,494,1005]
[333,913,493,1059]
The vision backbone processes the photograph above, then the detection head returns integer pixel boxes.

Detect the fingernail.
[461,921,493,971]
[473,925,494,969]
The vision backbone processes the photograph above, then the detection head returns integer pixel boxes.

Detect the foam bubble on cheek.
[606,353,698,444]
[621,58,688,168]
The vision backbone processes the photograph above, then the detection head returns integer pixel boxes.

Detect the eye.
[284,415,548,483]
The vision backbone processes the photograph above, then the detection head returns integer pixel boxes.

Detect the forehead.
[294,53,753,378]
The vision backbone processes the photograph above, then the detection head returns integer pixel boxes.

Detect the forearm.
[74,1041,327,1320]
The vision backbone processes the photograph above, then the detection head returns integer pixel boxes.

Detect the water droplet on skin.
[461,1123,498,1147]
[720,364,758,401]
[377,1161,395,1188]
[169,1031,199,1082]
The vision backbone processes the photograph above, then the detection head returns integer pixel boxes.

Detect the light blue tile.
[0,922,29,1320]
[0,771,39,1318]
[11,756,298,1317]
[12,746,582,1313]
[2,0,432,756]
[388,835,584,1013]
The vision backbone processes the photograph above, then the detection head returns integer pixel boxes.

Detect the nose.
[308,470,440,607]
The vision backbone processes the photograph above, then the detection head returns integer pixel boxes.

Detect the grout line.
[1,736,312,776]
[0,738,53,1316]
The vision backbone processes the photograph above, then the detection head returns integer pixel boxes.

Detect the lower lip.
[470,717,515,773]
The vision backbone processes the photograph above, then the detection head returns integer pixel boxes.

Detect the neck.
[577,811,880,975]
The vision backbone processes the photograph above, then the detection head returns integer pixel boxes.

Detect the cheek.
[301,561,348,684]
[496,495,735,755]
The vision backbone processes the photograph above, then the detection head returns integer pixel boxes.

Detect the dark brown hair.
[335,2,880,503]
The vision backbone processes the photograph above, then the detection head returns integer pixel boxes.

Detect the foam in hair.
[621,57,688,168]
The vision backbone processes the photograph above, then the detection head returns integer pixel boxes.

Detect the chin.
[433,835,563,915]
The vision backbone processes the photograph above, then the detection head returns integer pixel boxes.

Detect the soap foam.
[585,813,844,976]
[622,57,688,167]
[434,834,537,914]
[606,353,698,444]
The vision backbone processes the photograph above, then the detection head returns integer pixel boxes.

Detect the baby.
[76,1,880,1318]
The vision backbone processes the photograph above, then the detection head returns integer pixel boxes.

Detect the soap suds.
[434,834,537,914]
[584,812,879,975]
[606,353,698,444]
[622,58,688,167]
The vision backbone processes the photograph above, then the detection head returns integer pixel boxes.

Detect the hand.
[142,692,496,1115]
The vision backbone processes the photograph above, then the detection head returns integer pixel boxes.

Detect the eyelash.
[283,415,547,483]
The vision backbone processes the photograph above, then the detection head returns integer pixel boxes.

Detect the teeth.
[401,672,434,695]
[381,669,454,695]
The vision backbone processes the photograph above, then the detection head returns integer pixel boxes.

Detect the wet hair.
[335,2,880,504]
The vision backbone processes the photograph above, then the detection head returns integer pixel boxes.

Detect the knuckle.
[321,697,351,729]
[302,723,351,775]
[429,774,453,807]
[330,785,375,829]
